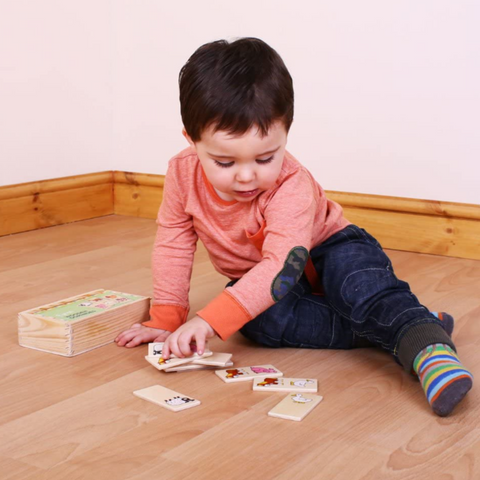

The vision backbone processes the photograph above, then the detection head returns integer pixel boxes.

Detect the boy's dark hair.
[179,37,294,142]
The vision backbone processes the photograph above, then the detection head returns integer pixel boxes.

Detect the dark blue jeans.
[239,225,451,368]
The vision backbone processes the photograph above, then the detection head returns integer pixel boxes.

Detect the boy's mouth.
[234,189,259,198]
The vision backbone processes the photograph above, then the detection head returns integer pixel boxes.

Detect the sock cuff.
[413,343,458,373]
[397,322,456,373]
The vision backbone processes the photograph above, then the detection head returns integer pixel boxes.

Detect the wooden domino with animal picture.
[133,385,200,412]
[268,393,323,421]
[253,377,318,392]
[145,342,213,371]
[148,342,213,358]
[215,364,283,383]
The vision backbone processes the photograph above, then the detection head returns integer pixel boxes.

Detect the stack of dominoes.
[145,342,233,373]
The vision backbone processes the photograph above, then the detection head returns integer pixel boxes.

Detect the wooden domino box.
[18,289,150,357]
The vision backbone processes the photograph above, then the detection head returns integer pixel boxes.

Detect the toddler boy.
[115,37,472,416]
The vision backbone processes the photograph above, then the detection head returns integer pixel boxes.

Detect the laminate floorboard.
[1,215,479,479]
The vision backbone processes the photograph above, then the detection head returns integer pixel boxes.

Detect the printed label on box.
[31,290,145,321]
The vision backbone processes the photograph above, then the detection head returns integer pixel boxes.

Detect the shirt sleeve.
[197,169,319,340]
[142,162,198,332]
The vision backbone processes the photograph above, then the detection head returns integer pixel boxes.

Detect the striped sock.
[414,343,473,416]
[431,311,454,336]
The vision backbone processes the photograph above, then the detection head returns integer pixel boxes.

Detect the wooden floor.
[1,215,480,479]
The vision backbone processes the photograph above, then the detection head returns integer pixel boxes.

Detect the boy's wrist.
[144,304,189,331]
[190,315,216,337]
[197,291,251,340]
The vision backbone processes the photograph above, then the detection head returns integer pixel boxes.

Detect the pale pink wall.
[0,0,113,185]
[1,1,479,204]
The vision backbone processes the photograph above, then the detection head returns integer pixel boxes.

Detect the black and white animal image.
[165,396,196,406]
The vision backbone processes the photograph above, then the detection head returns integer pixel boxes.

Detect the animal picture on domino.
[145,343,214,371]
[145,355,200,371]
[165,396,197,407]
[253,377,318,392]
[133,385,201,412]
[226,368,248,378]
[148,342,212,358]
[149,343,164,357]
[148,342,200,358]
[291,393,312,403]
[215,365,283,383]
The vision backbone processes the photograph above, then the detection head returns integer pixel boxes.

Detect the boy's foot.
[431,311,454,337]
[414,343,473,416]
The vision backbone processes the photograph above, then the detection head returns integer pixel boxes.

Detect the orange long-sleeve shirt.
[142,146,350,340]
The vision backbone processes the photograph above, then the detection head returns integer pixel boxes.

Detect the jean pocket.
[340,267,399,321]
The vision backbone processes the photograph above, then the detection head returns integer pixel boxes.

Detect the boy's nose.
[236,167,255,183]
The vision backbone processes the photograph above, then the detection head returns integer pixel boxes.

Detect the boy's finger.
[169,338,184,358]
[115,324,142,342]
[196,335,206,356]
[115,332,133,346]
[178,335,193,357]
[115,331,128,343]
[116,328,138,343]
[128,330,152,347]
[162,340,171,359]
[126,335,143,348]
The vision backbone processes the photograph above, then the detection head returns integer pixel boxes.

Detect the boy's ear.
[182,128,195,147]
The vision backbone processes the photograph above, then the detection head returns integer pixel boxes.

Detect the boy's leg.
[310,224,472,415]
[239,286,453,350]
[239,276,359,349]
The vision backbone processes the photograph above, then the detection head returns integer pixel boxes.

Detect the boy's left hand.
[161,315,216,359]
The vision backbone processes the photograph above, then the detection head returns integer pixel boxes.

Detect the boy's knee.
[340,267,400,307]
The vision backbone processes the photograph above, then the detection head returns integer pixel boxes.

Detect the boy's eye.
[214,160,234,168]
[213,155,274,168]
[256,156,274,164]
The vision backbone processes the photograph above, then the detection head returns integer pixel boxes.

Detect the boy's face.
[183,121,288,203]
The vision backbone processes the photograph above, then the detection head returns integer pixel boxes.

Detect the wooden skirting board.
[113,171,164,219]
[0,172,114,237]
[1,171,479,260]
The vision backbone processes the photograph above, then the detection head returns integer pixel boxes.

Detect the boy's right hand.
[115,323,171,348]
